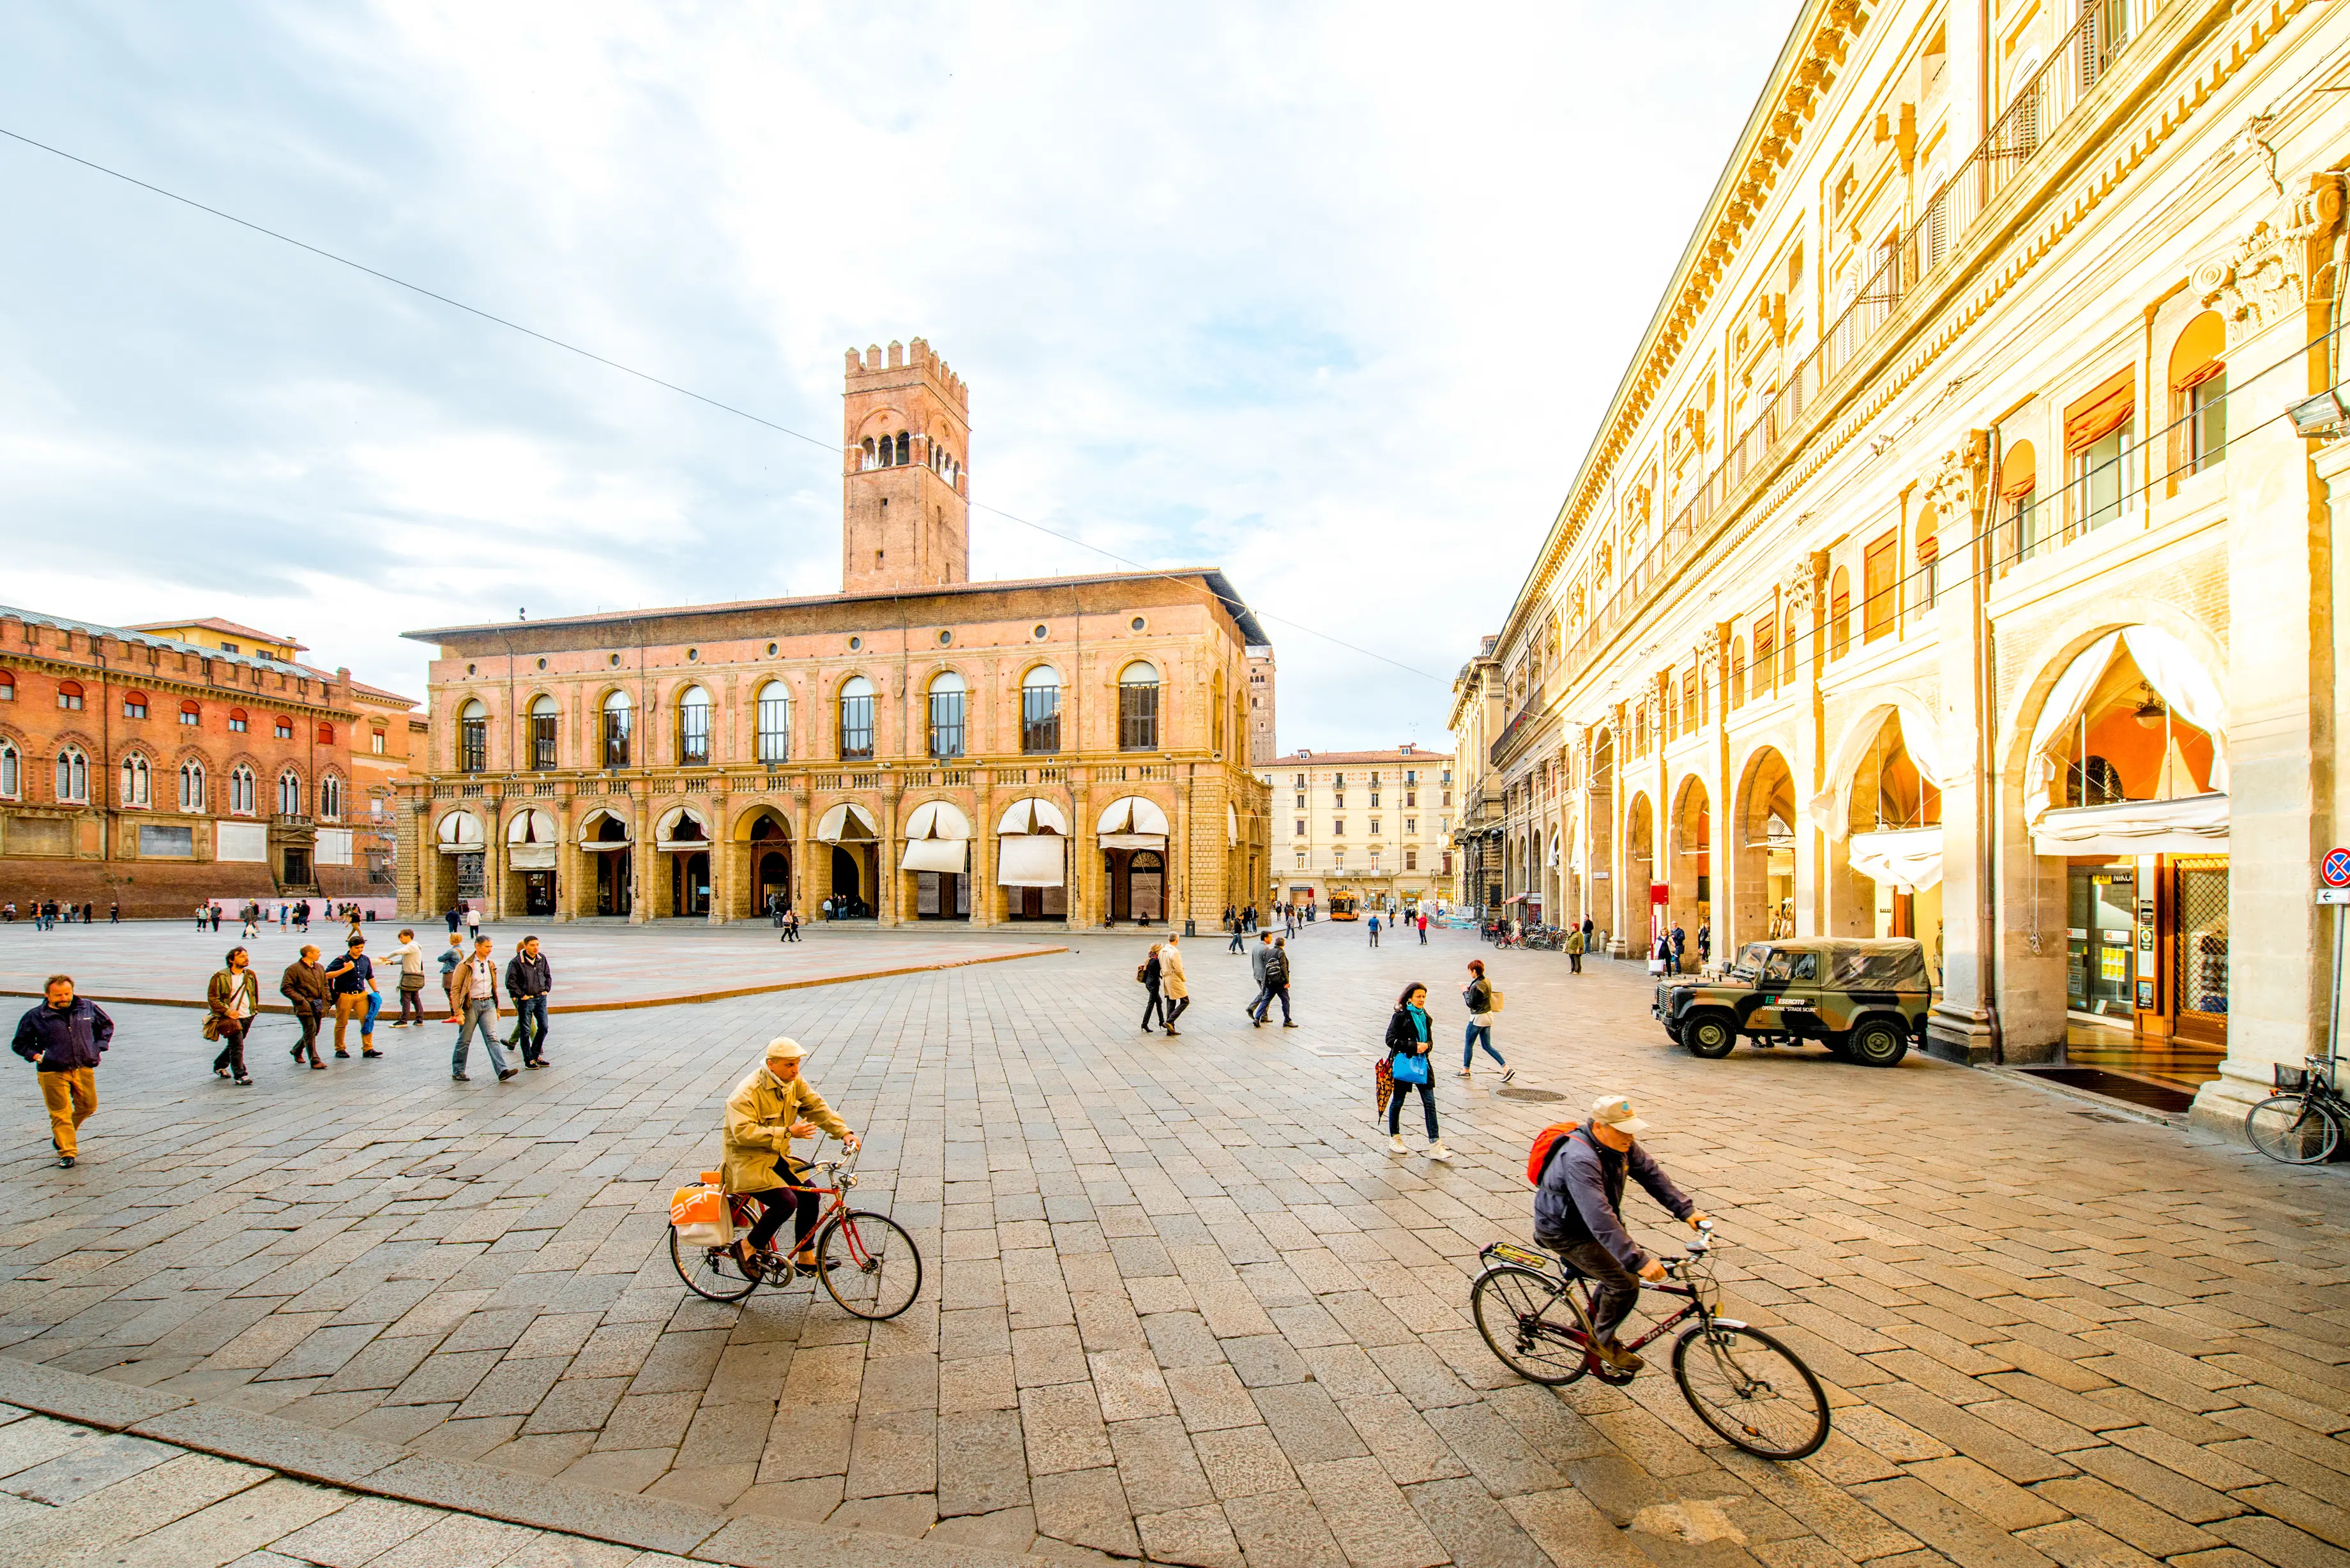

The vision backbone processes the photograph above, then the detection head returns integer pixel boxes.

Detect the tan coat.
[721,1066,851,1193]
[1160,943,1188,999]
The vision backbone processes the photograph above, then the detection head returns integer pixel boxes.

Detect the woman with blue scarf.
[1384,983,1451,1161]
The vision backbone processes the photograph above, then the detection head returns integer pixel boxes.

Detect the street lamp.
[2287,388,2350,438]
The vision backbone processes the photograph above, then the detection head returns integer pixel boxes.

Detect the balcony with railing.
[1563,4,2130,683]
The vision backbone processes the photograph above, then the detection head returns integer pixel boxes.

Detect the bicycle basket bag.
[670,1182,732,1248]
[1524,1121,1583,1186]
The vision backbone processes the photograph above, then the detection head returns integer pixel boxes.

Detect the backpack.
[1526,1120,1588,1186]
[1267,953,1289,987]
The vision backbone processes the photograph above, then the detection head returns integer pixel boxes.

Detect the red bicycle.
[670,1145,922,1320]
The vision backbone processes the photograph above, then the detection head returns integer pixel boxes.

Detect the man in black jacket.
[1533,1095,1708,1374]
[12,975,112,1167]
[505,936,553,1068]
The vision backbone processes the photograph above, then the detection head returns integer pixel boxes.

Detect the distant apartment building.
[1259,744,1453,910]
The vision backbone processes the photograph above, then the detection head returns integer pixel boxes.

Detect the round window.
[1129,617,1146,633]
[465,663,477,675]
[1033,623,1049,640]
[849,636,863,651]
[687,648,699,662]
[937,629,953,647]
[766,642,778,656]
[609,653,622,667]
[535,657,547,672]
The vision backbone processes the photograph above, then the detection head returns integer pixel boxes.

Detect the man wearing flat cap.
[723,1036,859,1274]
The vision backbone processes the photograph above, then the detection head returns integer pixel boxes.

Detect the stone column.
[973,773,995,926]
[794,783,815,918]
[1789,558,1824,939]
[709,790,732,925]
[1924,433,1998,1064]
[485,800,507,924]
[1072,775,1095,928]
[555,795,577,923]
[630,788,651,924]
[879,780,900,928]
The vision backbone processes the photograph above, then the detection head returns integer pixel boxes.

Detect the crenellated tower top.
[840,336,972,592]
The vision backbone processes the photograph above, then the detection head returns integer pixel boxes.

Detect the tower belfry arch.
[842,337,971,592]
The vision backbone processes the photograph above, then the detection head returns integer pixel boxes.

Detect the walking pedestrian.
[445,901,464,937]
[13,974,110,1166]
[1247,930,1277,1024]
[449,936,515,1082]
[506,935,552,1068]
[240,905,259,942]
[279,946,331,1068]
[193,901,208,932]
[1250,933,1296,1027]
[1138,943,1167,1032]
[1459,958,1513,1082]
[1368,912,1381,948]
[1566,924,1585,973]
[107,901,118,924]
[463,904,481,942]
[1227,910,1247,955]
[294,899,310,933]
[205,946,259,1085]
[1418,910,1429,944]
[1384,982,1449,1161]
[1696,919,1711,970]
[322,935,379,1059]
[386,928,427,1025]
[438,931,466,1020]
[1160,933,1190,1035]
[208,904,222,933]
[781,907,801,942]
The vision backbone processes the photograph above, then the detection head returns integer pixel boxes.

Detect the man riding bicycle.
[724,1036,860,1276]
[1533,1094,1708,1375]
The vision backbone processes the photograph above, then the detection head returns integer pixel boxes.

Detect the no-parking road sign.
[2324,847,2350,888]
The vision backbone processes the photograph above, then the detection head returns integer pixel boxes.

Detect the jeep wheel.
[1846,1019,1908,1067]
[1683,1012,1738,1059]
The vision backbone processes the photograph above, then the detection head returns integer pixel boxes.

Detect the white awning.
[507,808,557,845]
[2026,628,2229,804]
[1097,795,1171,836]
[510,843,557,870]
[2032,792,2229,857]
[577,808,631,848]
[1846,827,1944,891]
[1099,834,1168,850]
[817,802,879,843]
[436,810,484,854]
[1227,801,1239,847]
[904,800,973,841]
[655,804,713,851]
[902,838,969,873]
[1000,835,1065,887]
[997,797,1070,834]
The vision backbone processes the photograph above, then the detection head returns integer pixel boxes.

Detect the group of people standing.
[8,900,107,927]
[1652,919,1711,974]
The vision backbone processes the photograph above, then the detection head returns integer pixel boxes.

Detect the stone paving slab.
[0,919,1063,1012]
[1,921,2346,1567]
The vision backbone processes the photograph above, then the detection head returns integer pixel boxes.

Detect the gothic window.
[602,690,633,767]
[755,681,791,765]
[55,747,89,803]
[1021,666,1062,755]
[530,695,559,770]
[179,759,206,811]
[1118,661,1160,751]
[460,699,489,773]
[321,774,343,820]
[230,765,256,815]
[677,685,712,765]
[928,670,966,758]
[0,741,17,799]
[895,432,910,465]
[838,676,875,760]
[278,769,303,817]
[119,753,149,807]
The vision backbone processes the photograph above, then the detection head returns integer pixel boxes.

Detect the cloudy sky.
[1,1,1793,751]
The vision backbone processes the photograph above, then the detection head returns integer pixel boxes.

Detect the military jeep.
[1652,937,1932,1067]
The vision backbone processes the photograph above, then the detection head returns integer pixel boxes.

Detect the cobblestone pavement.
[0,920,1063,1011]
[3,923,2347,1568]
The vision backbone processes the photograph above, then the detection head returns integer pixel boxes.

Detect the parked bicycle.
[1470,1221,1828,1459]
[671,1143,923,1318]
[2247,1057,2346,1165]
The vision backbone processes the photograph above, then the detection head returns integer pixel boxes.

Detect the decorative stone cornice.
[2195,172,2345,349]
[1923,430,1990,522]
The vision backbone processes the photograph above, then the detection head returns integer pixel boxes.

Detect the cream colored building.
[1259,745,1454,911]
[1453,0,2346,1138]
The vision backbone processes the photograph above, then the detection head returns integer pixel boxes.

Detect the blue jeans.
[1250,981,1291,1023]
[361,990,382,1042]
[513,995,549,1062]
[1464,1021,1504,1068]
[452,1000,508,1076]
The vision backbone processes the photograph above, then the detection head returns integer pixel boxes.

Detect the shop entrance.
[671,852,710,917]
[829,847,870,917]
[522,871,555,916]
[757,851,791,917]
[595,850,632,916]
[914,871,968,919]
[1108,848,1164,923]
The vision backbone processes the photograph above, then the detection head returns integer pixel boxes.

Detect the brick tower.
[842,338,971,592]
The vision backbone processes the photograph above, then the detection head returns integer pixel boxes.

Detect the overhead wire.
[0,123,1446,687]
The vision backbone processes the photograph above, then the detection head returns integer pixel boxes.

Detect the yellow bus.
[1328,894,1360,921]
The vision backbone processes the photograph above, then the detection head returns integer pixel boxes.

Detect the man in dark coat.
[1533,1095,1706,1375]
[12,975,112,1167]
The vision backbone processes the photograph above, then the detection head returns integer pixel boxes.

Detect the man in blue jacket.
[12,974,112,1168]
[1533,1095,1708,1374]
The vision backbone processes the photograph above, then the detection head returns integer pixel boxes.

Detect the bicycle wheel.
[671,1229,761,1302]
[818,1210,923,1320]
[1672,1323,1828,1459]
[2247,1094,2342,1165]
[1471,1267,1589,1385]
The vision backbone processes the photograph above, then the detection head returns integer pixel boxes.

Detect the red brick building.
[0,605,374,917]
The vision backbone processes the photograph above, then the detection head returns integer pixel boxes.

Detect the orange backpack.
[1525,1121,1587,1186]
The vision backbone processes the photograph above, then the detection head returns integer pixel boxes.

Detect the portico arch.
[733,805,795,920]
[1669,774,1711,967]
[578,807,633,917]
[1588,729,1614,946]
[1625,790,1656,954]
[1734,744,1797,949]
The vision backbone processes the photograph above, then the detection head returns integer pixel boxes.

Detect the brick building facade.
[399,339,1273,930]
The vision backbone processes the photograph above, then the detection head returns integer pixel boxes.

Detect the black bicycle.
[1470,1223,1829,1460]
[2247,1057,2346,1165]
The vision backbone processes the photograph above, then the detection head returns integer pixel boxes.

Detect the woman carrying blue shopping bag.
[1384,983,1451,1162]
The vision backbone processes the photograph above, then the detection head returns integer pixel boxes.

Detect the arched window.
[677,685,712,765]
[1830,566,1851,660]
[317,723,335,744]
[230,765,256,815]
[1729,638,1747,709]
[1118,661,1160,751]
[123,691,149,720]
[55,747,87,803]
[459,698,489,773]
[179,759,206,811]
[895,432,911,465]
[119,753,149,808]
[278,769,303,817]
[927,670,966,758]
[228,707,249,733]
[0,741,17,800]
[179,698,201,727]
[862,436,877,469]
[273,715,293,740]
[320,774,344,820]
[838,676,875,760]
[0,670,14,702]
[602,690,632,767]
[2171,310,2227,481]
[1021,665,1062,755]
[755,681,791,765]
[529,695,559,770]
[56,679,84,712]
[2001,438,2041,564]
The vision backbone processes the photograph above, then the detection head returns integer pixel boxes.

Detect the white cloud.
[0,0,1794,743]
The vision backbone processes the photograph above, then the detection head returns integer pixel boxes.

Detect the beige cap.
[1590,1095,1649,1136]
[765,1036,807,1062]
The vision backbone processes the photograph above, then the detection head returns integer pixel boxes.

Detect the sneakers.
[57,1154,74,1168]
[1592,1338,1645,1375]
[1455,1067,1473,1077]
[1501,1067,1517,1085]
[1388,1133,1407,1154]
[1282,1021,1298,1028]
[525,1059,546,1069]
[1425,1141,1453,1161]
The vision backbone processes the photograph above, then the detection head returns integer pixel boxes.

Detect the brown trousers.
[40,1067,96,1157]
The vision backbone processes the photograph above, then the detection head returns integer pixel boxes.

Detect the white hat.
[1590,1095,1649,1136]
[765,1036,807,1062]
